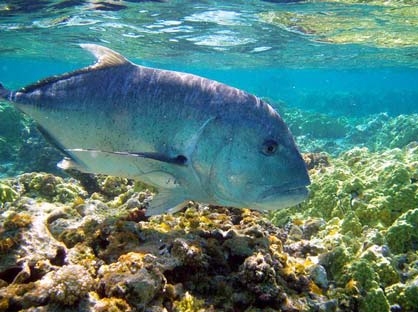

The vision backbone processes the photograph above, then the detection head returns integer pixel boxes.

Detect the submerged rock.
[98,252,165,310]
[43,264,94,305]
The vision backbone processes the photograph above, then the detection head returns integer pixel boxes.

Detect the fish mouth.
[256,184,309,210]
[259,185,309,200]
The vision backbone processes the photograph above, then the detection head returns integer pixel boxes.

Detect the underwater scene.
[1,0,418,311]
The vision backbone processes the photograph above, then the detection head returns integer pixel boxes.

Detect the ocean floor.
[0,141,417,311]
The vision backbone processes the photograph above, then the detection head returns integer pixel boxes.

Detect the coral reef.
[0,172,329,311]
[260,5,418,48]
[286,111,349,140]
[315,0,416,5]
[0,109,62,178]
[272,143,418,311]
[0,137,417,311]
[369,114,418,150]
[284,109,418,156]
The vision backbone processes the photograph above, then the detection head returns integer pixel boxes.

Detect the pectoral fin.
[147,190,188,216]
[65,148,188,166]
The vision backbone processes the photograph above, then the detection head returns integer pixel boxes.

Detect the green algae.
[274,144,418,231]
[173,291,206,312]
[0,182,18,205]
[385,208,418,254]
[14,172,88,203]
[340,211,362,237]
[271,144,418,310]
[360,288,390,312]
[260,5,418,48]
[286,145,418,228]
[386,278,418,311]
[319,246,353,283]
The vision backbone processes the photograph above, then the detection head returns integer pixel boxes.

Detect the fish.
[0,44,310,215]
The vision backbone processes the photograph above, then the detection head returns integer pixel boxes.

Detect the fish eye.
[261,139,278,156]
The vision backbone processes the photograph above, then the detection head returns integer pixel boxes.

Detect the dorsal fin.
[19,44,131,93]
[80,44,130,69]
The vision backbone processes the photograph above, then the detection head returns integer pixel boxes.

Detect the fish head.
[209,101,310,211]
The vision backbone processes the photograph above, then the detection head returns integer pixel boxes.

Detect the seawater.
[0,0,418,175]
[2,59,418,117]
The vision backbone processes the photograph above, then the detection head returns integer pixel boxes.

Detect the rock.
[98,252,165,310]
[238,252,282,304]
[308,264,329,289]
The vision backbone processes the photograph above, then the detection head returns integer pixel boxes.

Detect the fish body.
[0,44,310,215]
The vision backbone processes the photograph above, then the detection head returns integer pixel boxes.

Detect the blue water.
[2,58,417,116]
[188,67,418,116]
[0,0,418,175]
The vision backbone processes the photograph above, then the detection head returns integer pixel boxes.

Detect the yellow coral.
[89,292,132,312]
[72,196,85,208]
[292,218,304,226]
[3,212,32,230]
[309,281,323,295]
[345,279,360,295]
[0,297,9,311]
[0,182,18,204]
[268,234,283,254]
[0,237,16,254]
[174,291,206,312]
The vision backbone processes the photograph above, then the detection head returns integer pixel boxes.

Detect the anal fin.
[146,190,188,216]
[57,157,89,172]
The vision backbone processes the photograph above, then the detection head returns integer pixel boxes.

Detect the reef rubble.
[0,143,417,311]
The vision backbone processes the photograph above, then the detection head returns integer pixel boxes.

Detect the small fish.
[0,44,310,215]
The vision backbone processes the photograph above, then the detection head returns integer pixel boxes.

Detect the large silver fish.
[0,44,310,215]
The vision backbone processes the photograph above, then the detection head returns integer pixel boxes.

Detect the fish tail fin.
[0,83,11,100]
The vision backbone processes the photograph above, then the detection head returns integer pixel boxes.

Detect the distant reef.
[260,4,418,48]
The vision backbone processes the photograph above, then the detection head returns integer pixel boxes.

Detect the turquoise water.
[0,0,418,175]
